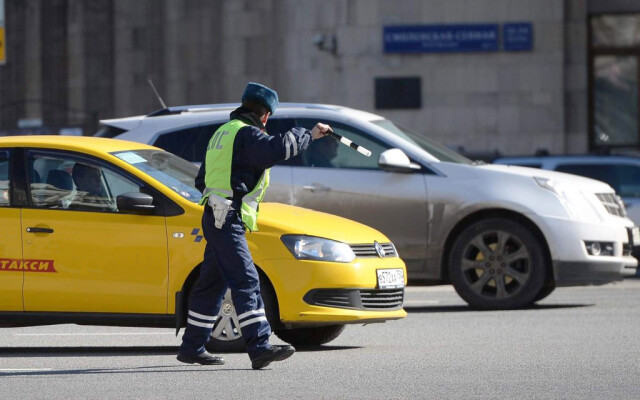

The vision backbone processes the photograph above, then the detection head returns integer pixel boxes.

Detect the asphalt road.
[1,280,639,399]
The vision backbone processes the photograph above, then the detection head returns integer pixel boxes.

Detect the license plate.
[633,227,640,245]
[377,269,405,289]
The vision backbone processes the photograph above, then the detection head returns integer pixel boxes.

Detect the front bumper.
[257,257,408,326]
[530,214,638,286]
[554,260,637,286]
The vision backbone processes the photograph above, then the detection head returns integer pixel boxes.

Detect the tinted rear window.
[153,124,221,163]
[94,125,126,138]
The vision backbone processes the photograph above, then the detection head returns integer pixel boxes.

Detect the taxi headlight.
[534,176,601,221]
[281,235,356,263]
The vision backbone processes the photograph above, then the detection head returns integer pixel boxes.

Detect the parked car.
[97,104,639,309]
[0,136,407,350]
[493,155,640,227]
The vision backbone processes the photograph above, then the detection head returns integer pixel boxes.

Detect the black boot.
[251,345,295,370]
[177,351,225,365]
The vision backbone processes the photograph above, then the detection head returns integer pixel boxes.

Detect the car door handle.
[26,227,54,234]
[303,184,331,193]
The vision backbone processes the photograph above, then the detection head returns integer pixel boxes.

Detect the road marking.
[14,332,174,336]
[405,286,456,293]
[403,300,441,306]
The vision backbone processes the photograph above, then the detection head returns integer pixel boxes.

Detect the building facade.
[1,0,640,158]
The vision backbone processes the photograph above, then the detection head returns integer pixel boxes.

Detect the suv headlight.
[534,176,601,221]
[281,235,356,263]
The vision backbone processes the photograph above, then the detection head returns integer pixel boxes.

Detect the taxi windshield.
[373,120,473,165]
[111,149,202,203]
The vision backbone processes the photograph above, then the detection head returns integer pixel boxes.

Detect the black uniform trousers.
[179,206,271,359]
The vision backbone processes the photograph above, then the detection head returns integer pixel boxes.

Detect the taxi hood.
[256,203,391,244]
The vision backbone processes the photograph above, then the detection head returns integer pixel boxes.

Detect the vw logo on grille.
[374,241,386,258]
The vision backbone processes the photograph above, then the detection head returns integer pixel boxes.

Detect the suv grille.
[596,193,626,217]
[349,243,398,258]
[304,288,404,310]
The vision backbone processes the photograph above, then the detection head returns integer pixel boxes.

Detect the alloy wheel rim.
[460,230,531,300]
[210,289,242,342]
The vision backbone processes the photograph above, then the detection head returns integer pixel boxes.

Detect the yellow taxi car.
[0,136,406,350]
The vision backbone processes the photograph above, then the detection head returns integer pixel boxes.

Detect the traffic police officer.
[177,82,331,369]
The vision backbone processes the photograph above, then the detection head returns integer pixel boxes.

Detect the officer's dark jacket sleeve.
[226,125,311,200]
[234,125,312,170]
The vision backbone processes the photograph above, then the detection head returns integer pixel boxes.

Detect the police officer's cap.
[242,82,279,114]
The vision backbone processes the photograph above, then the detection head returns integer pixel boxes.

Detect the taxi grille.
[304,288,404,310]
[349,243,398,258]
[596,193,626,217]
[360,289,405,309]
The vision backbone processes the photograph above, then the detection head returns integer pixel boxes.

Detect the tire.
[449,218,547,310]
[205,271,278,353]
[274,325,346,347]
[534,282,556,302]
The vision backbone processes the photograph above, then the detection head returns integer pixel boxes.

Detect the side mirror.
[378,148,421,172]
[117,192,156,214]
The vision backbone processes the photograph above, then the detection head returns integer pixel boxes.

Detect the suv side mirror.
[378,148,421,172]
[117,192,156,214]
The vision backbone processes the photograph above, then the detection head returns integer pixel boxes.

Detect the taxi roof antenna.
[147,77,168,109]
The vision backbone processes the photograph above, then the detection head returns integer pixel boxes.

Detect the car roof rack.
[146,102,341,117]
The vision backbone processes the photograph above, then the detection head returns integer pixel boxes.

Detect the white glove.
[208,194,233,229]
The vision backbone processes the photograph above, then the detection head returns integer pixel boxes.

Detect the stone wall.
[0,0,595,156]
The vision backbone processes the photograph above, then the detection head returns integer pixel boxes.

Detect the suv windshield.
[111,149,202,203]
[373,120,472,164]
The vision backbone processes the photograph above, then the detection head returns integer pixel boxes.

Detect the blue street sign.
[503,23,533,51]
[383,24,499,53]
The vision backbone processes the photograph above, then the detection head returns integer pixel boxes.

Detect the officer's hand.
[311,123,331,140]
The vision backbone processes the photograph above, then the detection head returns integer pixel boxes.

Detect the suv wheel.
[449,218,546,310]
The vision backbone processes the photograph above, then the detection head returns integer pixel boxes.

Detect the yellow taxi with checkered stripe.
[0,136,406,349]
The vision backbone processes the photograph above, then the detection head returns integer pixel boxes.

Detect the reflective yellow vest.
[199,120,270,231]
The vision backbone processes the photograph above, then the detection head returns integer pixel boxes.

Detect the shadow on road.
[404,303,593,313]
[0,364,250,377]
[292,345,362,353]
[0,346,178,358]
[0,344,362,358]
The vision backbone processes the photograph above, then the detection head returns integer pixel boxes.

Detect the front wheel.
[449,218,547,310]
[274,325,346,347]
[205,273,279,353]
[204,289,245,353]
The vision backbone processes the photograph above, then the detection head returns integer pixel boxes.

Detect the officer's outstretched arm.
[238,126,314,170]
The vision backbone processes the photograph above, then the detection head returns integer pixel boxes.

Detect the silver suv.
[97,103,638,309]
[494,155,640,228]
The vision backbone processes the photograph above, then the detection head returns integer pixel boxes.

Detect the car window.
[94,125,126,138]
[267,118,301,166]
[0,150,10,206]
[296,118,390,170]
[112,149,202,203]
[555,163,640,197]
[27,151,148,213]
[153,124,222,163]
[373,119,472,164]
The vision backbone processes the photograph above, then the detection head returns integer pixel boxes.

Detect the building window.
[590,14,640,150]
